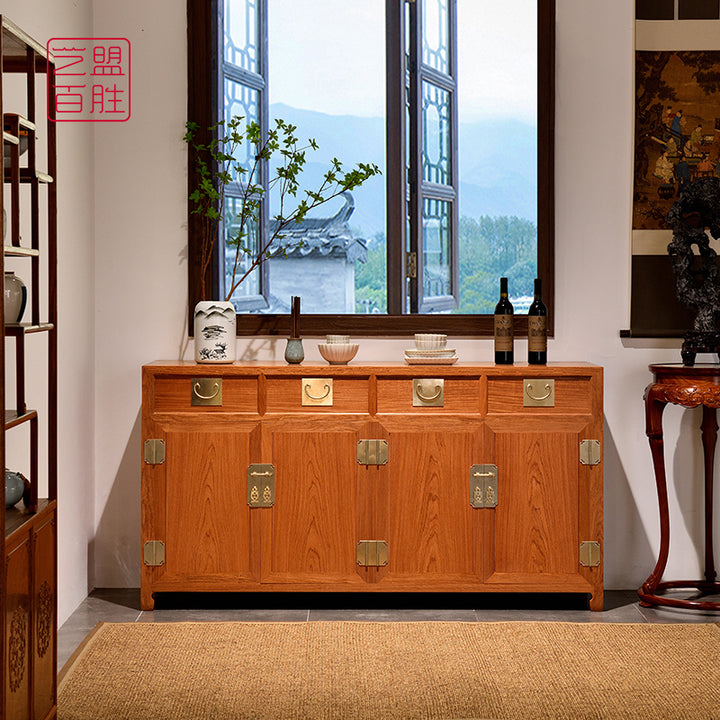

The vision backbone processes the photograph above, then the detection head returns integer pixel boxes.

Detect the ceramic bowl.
[414,333,447,351]
[326,334,351,344]
[318,342,359,365]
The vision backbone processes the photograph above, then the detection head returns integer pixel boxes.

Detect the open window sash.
[220,0,271,310]
[404,0,459,314]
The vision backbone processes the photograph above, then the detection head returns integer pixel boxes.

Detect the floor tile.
[138,608,309,623]
[309,608,478,622]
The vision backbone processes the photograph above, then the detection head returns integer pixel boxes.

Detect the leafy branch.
[185,116,380,303]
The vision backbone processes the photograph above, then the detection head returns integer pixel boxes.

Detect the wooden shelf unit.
[141,361,604,612]
[1,15,58,720]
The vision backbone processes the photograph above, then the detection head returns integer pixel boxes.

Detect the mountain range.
[269,102,537,238]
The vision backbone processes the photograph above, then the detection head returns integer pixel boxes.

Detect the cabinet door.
[4,533,31,720]
[375,416,484,589]
[33,509,56,720]
[483,415,596,593]
[260,418,368,587]
[142,417,261,595]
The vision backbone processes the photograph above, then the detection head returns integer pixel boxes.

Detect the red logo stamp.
[47,38,131,122]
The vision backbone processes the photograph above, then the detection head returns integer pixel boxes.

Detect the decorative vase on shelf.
[4,271,27,324]
[5,469,26,508]
[284,338,304,364]
[193,301,237,363]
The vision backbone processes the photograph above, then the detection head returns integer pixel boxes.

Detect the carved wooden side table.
[640,363,720,610]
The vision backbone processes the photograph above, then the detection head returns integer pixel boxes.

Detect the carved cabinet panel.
[5,532,31,720]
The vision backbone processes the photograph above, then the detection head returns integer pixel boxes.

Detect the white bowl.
[414,333,447,351]
[326,334,351,344]
[318,343,359,365]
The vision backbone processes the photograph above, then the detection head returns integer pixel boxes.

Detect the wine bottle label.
[494,315,513,351]
[528,316,547,352]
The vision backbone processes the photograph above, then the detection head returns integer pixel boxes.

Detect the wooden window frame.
[187,0,555,337]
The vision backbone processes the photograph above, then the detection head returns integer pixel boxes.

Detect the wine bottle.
[528,278,547,365]
[494,277,514,364]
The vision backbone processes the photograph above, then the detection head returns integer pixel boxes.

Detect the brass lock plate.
[524,379,555,407]
[302,378,333,406]
[247,464,275,507]
[357,439,389,465]
[579,439,601,466]
[143,541,165,567]
[191,378,223,406]
[144,439,166,465]
[579,541,601,567]
[470,464,498,508]
[356,540,389,567]
[413,378,444,407]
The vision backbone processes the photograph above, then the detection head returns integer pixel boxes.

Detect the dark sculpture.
[666,176,720,365]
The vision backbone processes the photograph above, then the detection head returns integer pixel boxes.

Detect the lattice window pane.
[422,81,451,185]
[225,195,261,301]
[422,198,451,298]
[423,0,450,74]
[224,0,259,72]
[224,79,259,177]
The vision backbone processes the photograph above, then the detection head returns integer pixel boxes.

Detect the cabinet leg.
[140,585,155,611]
[588,589,604,611]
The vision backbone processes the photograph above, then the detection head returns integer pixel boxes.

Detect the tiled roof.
[269,191,367,263]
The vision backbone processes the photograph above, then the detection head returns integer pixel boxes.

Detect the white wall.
[15,0,720,622]
[1,0,96,625]
[90,0,720,592]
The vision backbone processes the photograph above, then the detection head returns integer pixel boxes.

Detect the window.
[187,0,555,336]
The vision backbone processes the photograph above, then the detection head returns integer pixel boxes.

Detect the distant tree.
[354,232,387,313]
[354,216,536,315]
[456,215,537,313]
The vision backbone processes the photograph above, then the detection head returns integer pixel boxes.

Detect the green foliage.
[354,233,387,313]
[455,215,537,314]
[185,116,381,301]
[353,216,536,315]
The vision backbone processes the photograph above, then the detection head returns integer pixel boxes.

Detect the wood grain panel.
[163,427,255,582]
[487,377,592,414]
[489,430,578,578]
[262,420,362,584]
[264,377,370,413]
[152,376,259,413]
[376,377,481,413]
[379,418,483,584]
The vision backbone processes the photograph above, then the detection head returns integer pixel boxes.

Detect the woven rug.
[58,621,720,720]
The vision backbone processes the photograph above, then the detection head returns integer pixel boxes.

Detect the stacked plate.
[404,334,458,365]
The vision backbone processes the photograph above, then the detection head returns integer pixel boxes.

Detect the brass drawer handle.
[526,382,552,401]
[249,470,273,477]
[473,471,494,478]
[415,383,442,402]
[193,381,221,400]
[413,378,444,407]
[304,383,331,401]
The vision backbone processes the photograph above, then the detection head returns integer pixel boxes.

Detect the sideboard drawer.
[152,376,259,413]
[487,376,593,413]
[376,376,481,413]
[264,376,370,413]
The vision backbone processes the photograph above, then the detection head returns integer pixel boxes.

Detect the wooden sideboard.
[141,361,604,610]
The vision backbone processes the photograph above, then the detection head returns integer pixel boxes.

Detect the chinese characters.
[47,38,131,121]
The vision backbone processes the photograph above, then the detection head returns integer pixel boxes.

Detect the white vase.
[193,301,236,363]
[4,271,27,325]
